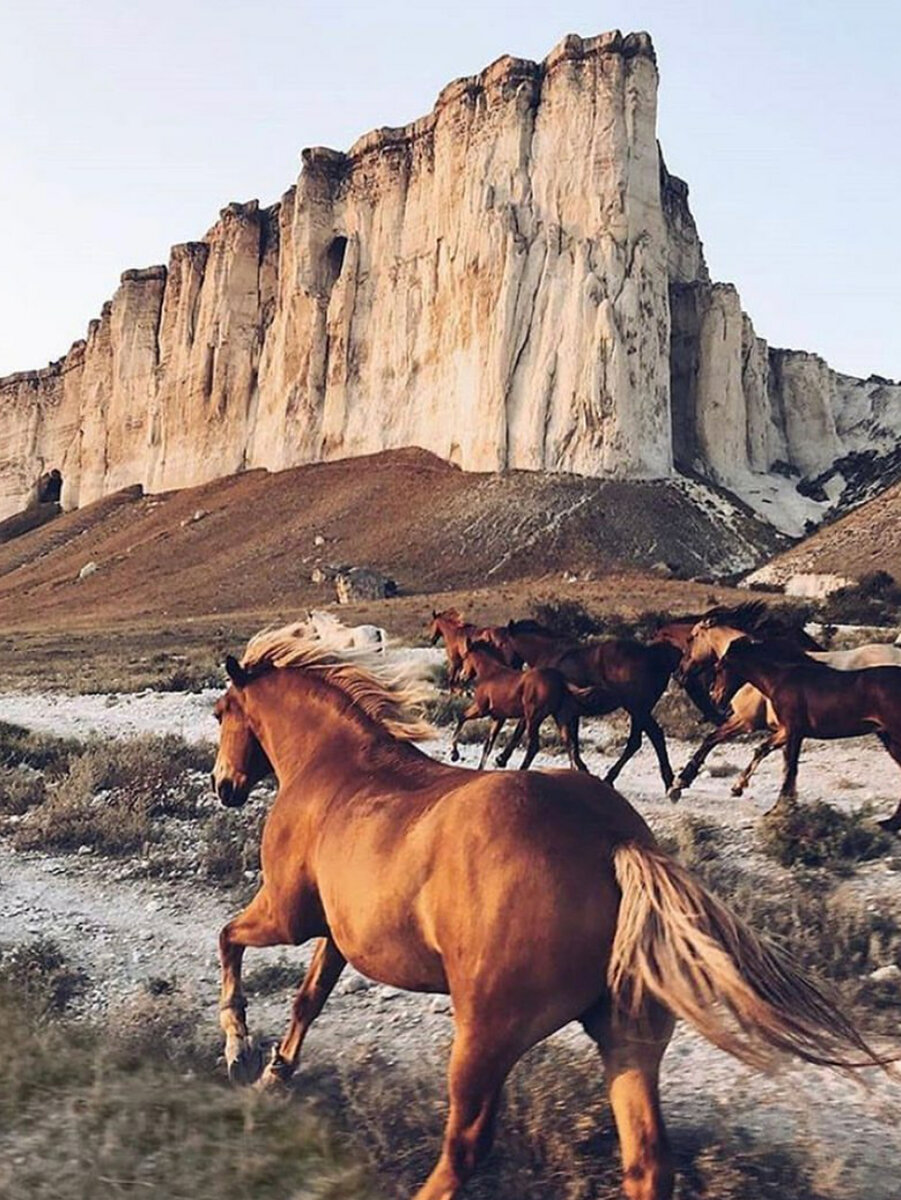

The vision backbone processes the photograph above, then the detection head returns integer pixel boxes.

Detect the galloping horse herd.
[430,600,901,832]
[210,600,899,1200]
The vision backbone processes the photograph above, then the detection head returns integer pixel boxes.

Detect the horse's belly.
[334,926,449,994]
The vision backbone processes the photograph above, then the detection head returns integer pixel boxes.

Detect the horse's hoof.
[730,783,745,797]
[450,750,460,763]
[667,783,682,803]
[255,1047,294,1093]
[225,1035,263,1087]
[876,818,901,835]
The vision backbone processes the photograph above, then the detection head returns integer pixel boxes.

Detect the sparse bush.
[820,570,901,627]
[245,961,304,996]
[759,800,893,869]
[0,764,46,814]
[0,938,86,1015]
[0,721,78,776]
[425,691,468,727]
[530,599,604,640]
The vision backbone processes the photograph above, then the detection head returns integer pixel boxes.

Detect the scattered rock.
[77,561,98,580]
[313,534,326,547]
[867,964,901,983]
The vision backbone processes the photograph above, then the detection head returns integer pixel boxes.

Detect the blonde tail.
[609,842,893,1072]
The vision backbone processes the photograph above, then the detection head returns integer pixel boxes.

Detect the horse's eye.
[214,710,222,724]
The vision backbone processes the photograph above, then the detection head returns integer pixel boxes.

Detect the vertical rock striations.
[0,29,896,532]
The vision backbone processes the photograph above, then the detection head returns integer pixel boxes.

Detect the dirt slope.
[0,449,779,633]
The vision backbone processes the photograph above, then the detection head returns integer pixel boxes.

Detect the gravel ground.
[1,686,900,1198]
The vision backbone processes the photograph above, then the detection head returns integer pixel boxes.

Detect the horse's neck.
[470,650,507,679]
[516,633,560,663]
[730,654,789,697]
[247,674,396,792]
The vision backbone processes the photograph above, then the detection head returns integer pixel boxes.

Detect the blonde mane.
[241,622,436,743]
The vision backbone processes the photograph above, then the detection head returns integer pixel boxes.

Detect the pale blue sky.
[2,0,898,379]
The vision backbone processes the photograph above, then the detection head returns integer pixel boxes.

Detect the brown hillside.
[0,449,778,636]
[752,478,901,584]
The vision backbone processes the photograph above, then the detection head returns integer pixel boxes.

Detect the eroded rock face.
[0,29,896,528]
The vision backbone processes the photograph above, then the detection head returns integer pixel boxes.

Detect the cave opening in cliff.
[325,236,348,288]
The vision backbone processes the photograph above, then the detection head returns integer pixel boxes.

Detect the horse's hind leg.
[218,888,284,1085]
[582,1000,675,1200]
[641,712,674,791]
[258,936,346,1089]
[558,712,589,772]
[604,714,642,787]
[874,732,901,832]
[495,717,525,768]
[413,1025,519,1200]
[775,732,803,807]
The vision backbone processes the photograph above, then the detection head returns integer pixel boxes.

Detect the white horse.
[308,609,387,652]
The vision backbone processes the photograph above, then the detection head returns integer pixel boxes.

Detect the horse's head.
[677,618,719,678]
[211,656,273,807]
[428,608,462,645]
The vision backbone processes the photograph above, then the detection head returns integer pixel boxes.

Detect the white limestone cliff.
[0,29,897,537]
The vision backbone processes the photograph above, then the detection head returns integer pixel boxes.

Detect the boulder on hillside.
[334,567,397,604]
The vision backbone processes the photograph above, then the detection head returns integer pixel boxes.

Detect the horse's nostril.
[217,778,234,804]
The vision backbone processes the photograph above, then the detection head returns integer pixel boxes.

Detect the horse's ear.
[461,634,471,652]
[225,655,249,687]
[431,609,437,619]
[507,619,515,631]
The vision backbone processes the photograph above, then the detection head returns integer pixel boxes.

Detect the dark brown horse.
[451,638,590,771]
[211,624,888,1200]
[485,621,679,790]
[713,637,901,830]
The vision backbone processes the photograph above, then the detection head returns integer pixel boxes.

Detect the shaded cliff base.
[0,448,782,637]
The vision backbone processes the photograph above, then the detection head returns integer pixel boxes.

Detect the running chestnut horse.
[211,624,888,1200]
[713,637,901,831]
[670,603,901,800]
[484,620,680,790]
[451,637,590,771]
[427,609,495,690]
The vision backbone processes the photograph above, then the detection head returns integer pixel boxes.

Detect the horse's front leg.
[219,888,284,1085]
[258,936,346,1090]
[668,714,745,801]
[478,719,504,770]
[450,703,480,762]
[731,729,786,796]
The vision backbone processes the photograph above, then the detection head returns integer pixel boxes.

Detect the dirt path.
[2,691,900,1197]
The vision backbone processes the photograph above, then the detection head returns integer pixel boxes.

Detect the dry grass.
[0,950,372,1200]
[13,734,212,856]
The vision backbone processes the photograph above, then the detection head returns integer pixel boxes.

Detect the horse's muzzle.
[213,774,248,808]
